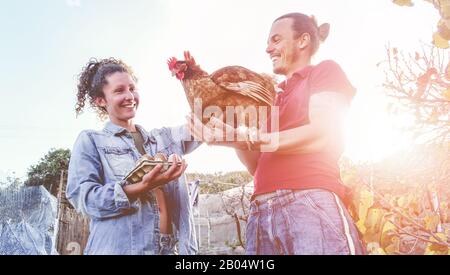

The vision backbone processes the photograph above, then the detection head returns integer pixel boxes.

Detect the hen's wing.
[210,66,275,106]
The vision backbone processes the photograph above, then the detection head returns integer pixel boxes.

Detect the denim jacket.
[66,121,201,255]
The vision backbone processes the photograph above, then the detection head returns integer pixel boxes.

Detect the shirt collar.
[104,121,127,135]
[277,65,314,91]
[135,124,156,144]
[104,121,156,144]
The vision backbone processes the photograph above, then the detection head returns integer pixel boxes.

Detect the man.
[189,13,364,255]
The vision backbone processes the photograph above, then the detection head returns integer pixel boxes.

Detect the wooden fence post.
[55,170,90,255]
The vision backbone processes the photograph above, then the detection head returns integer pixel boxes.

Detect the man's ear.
[297,33,311,50]
[94,97,106,108]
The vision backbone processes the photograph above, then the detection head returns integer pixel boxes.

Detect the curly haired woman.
[66,58,201,255]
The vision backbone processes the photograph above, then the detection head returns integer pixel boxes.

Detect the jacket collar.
[104,121,156,143]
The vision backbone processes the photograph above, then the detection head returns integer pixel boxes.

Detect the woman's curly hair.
[76,57,138,120]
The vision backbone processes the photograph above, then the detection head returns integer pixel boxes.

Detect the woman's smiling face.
[95,71,139,125]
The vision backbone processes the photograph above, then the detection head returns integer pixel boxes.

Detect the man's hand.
[186,113,273,151]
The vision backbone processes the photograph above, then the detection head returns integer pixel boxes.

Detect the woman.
[67,58,201,255]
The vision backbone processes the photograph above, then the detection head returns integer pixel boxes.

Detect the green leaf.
[393,0,414,7]
[426,233,449,255]
[432,32,450,49]
[358,189,374,221]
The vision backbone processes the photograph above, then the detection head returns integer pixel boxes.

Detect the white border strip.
[333,193,356,255]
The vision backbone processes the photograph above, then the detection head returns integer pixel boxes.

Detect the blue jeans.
[246,189,364,255]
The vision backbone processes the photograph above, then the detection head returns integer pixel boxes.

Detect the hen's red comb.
[183,51,196,65]
[167,57,178,70]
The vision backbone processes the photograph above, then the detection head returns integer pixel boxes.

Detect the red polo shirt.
[253,60,356,201]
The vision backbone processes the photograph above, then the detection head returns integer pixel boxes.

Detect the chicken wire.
[0,184,57,255]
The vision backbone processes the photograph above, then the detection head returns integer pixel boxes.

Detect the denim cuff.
[159,233,177,255]
[114,181,131,209]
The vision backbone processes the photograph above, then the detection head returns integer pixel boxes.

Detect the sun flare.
[343,95,417,163]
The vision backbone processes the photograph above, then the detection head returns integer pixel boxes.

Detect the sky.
[0,0,440,180]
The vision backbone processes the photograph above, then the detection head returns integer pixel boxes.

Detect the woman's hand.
[186,113,273,151]
[124,154,187,199]
[140,154,187,191]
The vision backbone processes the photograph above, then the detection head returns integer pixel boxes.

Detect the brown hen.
[168,51,276,128]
